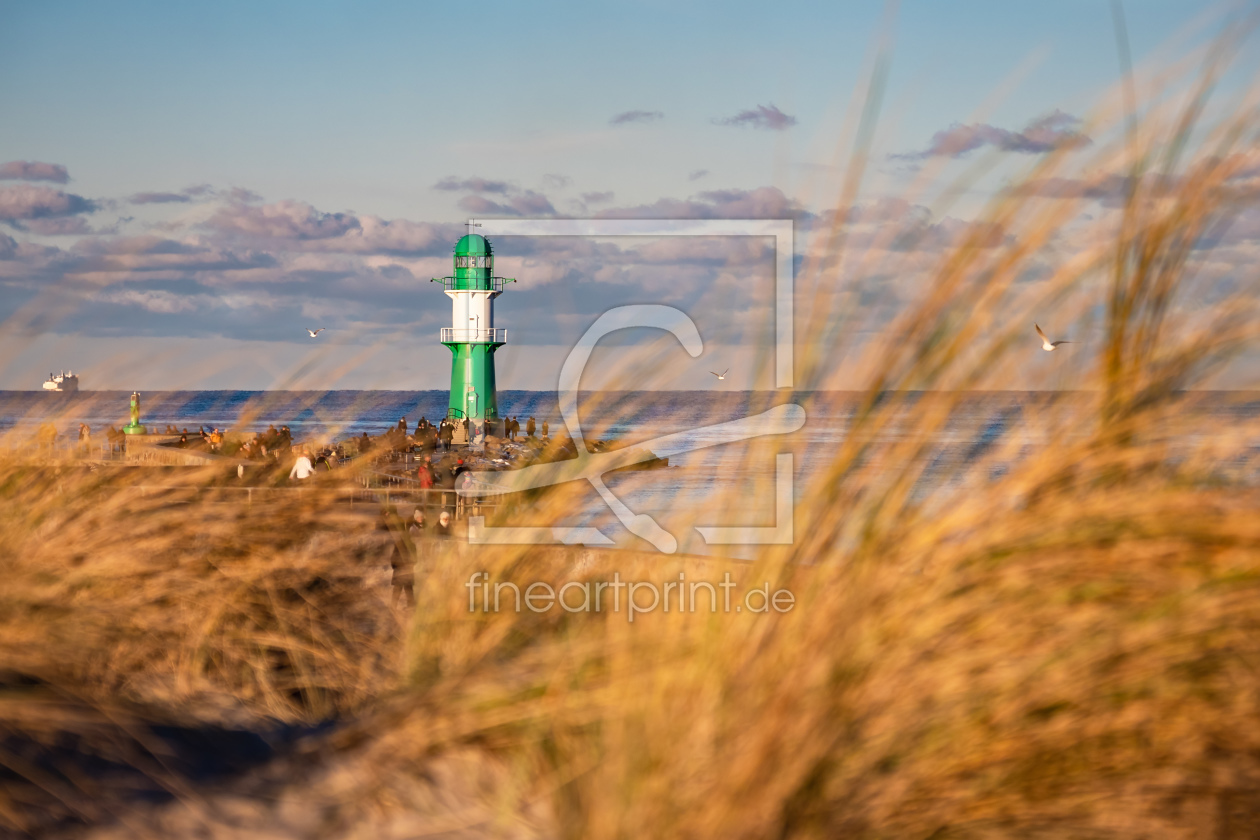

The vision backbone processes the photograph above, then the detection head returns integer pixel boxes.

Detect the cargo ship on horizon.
[42,371,79,393]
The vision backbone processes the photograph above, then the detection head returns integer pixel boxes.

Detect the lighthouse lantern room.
[431,231,515,424]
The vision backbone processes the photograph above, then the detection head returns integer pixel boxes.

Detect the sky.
[0,0,1257,391]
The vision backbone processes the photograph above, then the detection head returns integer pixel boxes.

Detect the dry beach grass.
[3,22,1260,840]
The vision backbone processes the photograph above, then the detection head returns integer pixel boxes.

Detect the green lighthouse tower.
[431,231,515,425]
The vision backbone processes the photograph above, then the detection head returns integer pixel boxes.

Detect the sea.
[3,389,1258,556]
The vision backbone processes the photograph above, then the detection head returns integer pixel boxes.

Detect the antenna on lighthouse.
[466,220,482,236]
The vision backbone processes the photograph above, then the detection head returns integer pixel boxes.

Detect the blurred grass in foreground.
[4,19,1260,840]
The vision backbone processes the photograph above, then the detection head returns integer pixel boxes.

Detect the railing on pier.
[2,437,178,463]
[130,484,500,519]
[3,436,322,468]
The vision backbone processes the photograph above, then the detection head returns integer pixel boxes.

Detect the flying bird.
[307,328,325,338]
[710,369,729,380]
[1035,324,1070,351]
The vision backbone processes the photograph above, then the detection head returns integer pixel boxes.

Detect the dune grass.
[3,21,1260,839]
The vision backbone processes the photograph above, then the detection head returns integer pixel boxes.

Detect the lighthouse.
[431,231,515,425]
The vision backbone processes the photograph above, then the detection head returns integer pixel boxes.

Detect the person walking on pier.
[436,459,457,514]
[526,416,536,438]
[289,448,314,481]
[378,506,414,609]
[408,508,431,592]
[418,424,435,454]
[434,510,453,540]
[457,469,480,518]
[417,455,435,500]
[541,420,549,439]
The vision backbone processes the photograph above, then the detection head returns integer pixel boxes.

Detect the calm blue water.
[0,388,843,441]
[4,389,1257,556]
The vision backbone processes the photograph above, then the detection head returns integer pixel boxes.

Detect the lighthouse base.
[444,341,502,422]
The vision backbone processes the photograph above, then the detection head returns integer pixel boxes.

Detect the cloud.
[433,176,514,195]
[714,104,797,131]
[0,161,70,184]
[67,235,279,280]
[1014,171,1185,209]
[184,195,453,257]
[225,186,262,203]
[897,110,1091,160]
[812,197,1009,254]
[20,217,95,236]
[689,169,710,181]
[329,216,451,256]
[597,186,807,220]
[203,200,361,240]
[458,190,557,217]
[95,288,211,314]
[0,185,96,221]
[610,110,664,126]
[457,196,509,215]
[131,184,254,205]
[542,173,572,189]
[130,191,192,205]
[6,166,1251,361]
[839,197,929,225]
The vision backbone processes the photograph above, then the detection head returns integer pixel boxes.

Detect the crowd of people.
[409,452,474,492]
[234,424,293,459]
[27,410,559,512]
[29,410,558,611]
[31,410,551,457]
[500,415,549,441]
[362,413,566,610]
[351,413,552,458]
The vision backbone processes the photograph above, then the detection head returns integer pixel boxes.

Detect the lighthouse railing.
[440,328,507,344]
[430,276,511,292]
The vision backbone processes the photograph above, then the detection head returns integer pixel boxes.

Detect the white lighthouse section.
[442,287,506,343]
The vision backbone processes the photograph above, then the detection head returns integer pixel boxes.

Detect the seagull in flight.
[1035,324,1070,351]
[307,328,325,338]
[710,368,729,381]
